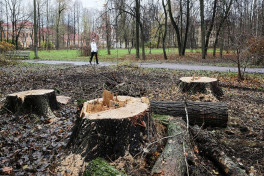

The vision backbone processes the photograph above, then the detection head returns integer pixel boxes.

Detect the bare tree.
[34,0,38,58]
[161,0,168,60]
[167,0,190,56]
[199,0,206,59]
[55,0,66,50]
[213,0,233,57]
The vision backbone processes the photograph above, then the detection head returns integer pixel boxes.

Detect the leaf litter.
[0,64,263,175]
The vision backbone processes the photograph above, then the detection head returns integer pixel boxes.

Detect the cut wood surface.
[180,76,217,83]
[4,89,59,117]
[80,91,148,119]
[179,76,224,98]
[56,96,71,105]
[152,119,193,176]
[69,91,155,162]
[150,101,228,127]
[191,126,248,176]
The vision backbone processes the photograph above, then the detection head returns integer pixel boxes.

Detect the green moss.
[152,113,171,125]
[83,158,126,176]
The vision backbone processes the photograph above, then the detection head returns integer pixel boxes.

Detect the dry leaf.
[2,167,13,174]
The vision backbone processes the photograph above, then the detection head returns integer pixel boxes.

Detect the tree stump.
[4,89,59,117]
[68,90,155,162]
[179,77,223,99]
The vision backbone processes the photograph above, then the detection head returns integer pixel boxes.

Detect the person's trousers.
[90,52,98,64]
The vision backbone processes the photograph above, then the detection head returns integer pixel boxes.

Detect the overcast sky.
[79,0,106,10]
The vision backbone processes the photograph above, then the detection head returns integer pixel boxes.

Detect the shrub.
[41,41,55,50]
[248,37,264,65]
[0,41,15,53]
[80,45,91,56]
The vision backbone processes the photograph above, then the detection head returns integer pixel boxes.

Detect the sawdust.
[56,153,86,176]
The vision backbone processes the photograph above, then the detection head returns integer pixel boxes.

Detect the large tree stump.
[191,126,247,176]
[152,119,194,176]
[68,91,155,162]
[179,77,224,98]
[150,101,228,127]
[4,89,59,117]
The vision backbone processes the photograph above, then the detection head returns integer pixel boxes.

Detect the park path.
[24,60,264,74]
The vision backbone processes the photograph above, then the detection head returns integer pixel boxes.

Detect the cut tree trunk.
[150,101,228,128]
[68,91,155,162]
[191,126,248,176]
[179,77,223,99]
[4,89,59,117]
[152,118,194,176]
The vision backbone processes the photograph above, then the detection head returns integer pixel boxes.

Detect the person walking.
[90,39,99,64]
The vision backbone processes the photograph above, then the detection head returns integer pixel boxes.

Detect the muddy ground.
[0,64,263,175]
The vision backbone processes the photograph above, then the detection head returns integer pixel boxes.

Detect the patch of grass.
[29,48,220,61]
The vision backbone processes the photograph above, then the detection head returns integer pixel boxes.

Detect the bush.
[80,46,91,56]
[248,37,264,65]
[41,41,55,50]
[0,41,15,53]
[145,41,157,48]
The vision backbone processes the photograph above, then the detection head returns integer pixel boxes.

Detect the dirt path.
[24,60,264,73]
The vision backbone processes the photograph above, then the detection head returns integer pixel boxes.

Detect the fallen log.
[150,101,228,128]
[191,126,248,176]
[3,89,59,117]
[151,119,194,176]
[68,91,155,161]
[179,77,224,99]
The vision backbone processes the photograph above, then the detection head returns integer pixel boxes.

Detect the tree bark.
[150,101,228,128]
[4,89,59,117]
[191,126,248,176]
[161,0,168,60]
[135,0,140,58]
[205,0,217,56]
[181,0,190,56]
[152,119,193,176]
[200,0,206,59]
[168,0,182,56]
[34,0,38,58]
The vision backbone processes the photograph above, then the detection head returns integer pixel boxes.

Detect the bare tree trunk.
[46,0,49,50]
[200,0,206,59]
[34,0,38,59]
[140,22,146,60]
[168,0,182,56]
[106,8,111,55]
[181,0,190,56]
[213,0,233,57]
[135,0,140,58]
[162,0,167,60]
[73,3,76,46]
[205,0,217,56]
[67,13,70,48]
[262,0,264,36]
[236,49,243,80]
[38,1,41,48]
[5,1,8,41]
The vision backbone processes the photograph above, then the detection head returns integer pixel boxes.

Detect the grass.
[27,48,262,68]
[29,48,221,61]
